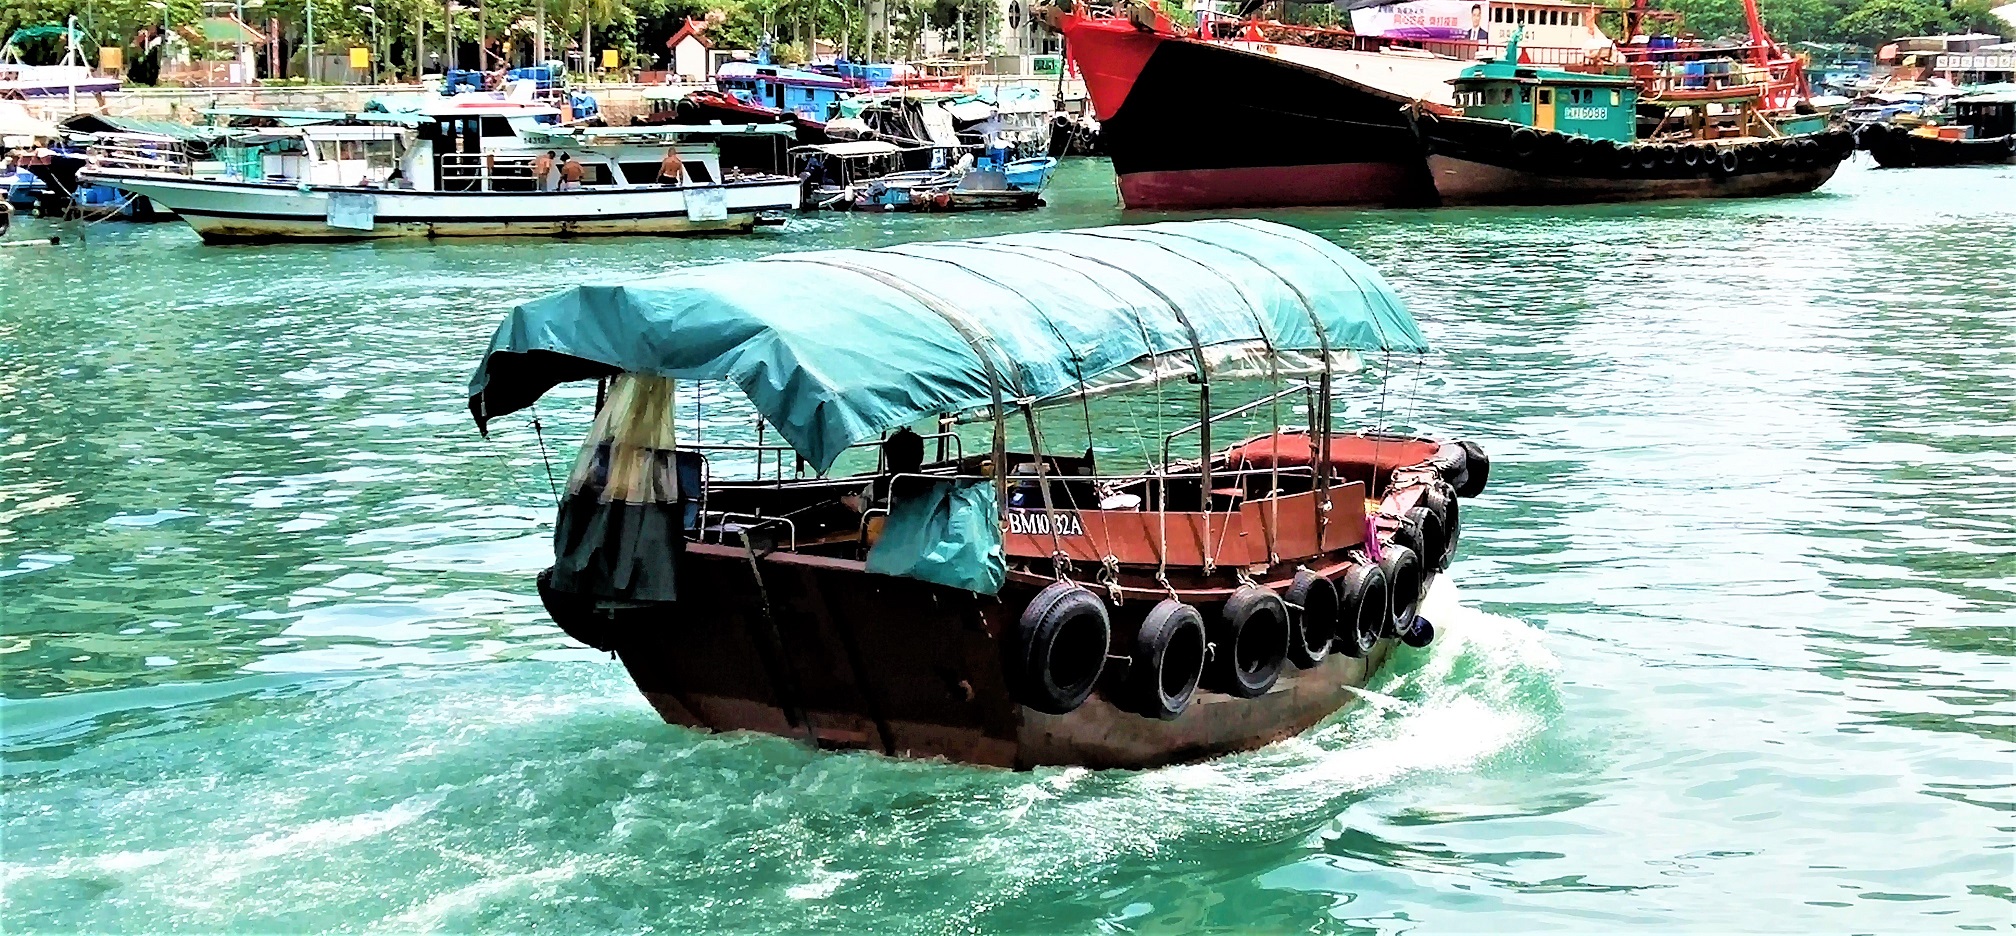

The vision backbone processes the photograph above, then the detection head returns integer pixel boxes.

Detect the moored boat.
[1861,90,2016,167]
[1412,32,1853,205]
[468,219,1491,769]
[792,142,1052,212]
[1048,3,1448,209]
[83,103,801,242]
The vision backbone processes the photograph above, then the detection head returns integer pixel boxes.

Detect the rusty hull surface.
[619,541,1410,770]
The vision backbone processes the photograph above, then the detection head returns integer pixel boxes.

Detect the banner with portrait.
[1348,0,1493,41]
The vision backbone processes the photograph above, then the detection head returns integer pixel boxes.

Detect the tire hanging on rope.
[1009,581,1111,715]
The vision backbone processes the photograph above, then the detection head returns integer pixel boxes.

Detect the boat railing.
[675,431,967,482]
[87,136,194,176]
[439,151,542,192]
[1161,382,1317,466]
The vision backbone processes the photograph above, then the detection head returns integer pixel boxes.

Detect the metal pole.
[445,0,454,71]
[535,0,544,67]
[235,0,247,83]
[414,0,424,78]
[68,15,78,107]
[307,0,315,82]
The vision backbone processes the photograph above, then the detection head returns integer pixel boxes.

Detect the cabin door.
[1535,88,1556,132]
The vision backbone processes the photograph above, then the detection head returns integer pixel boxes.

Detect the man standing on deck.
[532,151,555,191]
[657,146,685,186]
[559,154,584,190]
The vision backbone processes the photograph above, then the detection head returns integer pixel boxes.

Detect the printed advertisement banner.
[1349,0,1493,41]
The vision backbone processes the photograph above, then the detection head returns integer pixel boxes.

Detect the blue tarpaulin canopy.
[469,219,1428,473]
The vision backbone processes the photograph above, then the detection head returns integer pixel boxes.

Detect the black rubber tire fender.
[1404,504,1446,574]
[1010,581,1112,715]
[1635,146,1660,172]
[1428,440,1470,491]
[1334,562,1388,658]
[1718,147,1741,175]
[1377,545,1425,639]
[1126,599,1207,720]
[1455,439,1491,498]
[1421,483,1461,571]
[1283,569,1339,669]
[1509,126,1541,158]
[1205,584,1290,698]
[1680,144,1703,168]
[1796,138,1820,165]
[1657,143,1681,165]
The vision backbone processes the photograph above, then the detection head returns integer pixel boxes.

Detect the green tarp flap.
[60,114,235,141]
[469,219,1428,473]
[864,478,1005,594]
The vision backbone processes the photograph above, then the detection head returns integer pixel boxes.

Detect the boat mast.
[1741,0,1770,67]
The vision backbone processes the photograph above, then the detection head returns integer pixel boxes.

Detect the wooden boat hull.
[557,542,1419,770]
[1419,115,1852,205]
[79,172,799,243]
[1862,124,2016,168]
[1060,16,1448,209]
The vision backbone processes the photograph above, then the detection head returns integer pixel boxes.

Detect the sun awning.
[468,219,1428,472]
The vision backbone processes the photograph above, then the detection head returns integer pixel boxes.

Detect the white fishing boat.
[82,99,801,243]
[0,22,121,99]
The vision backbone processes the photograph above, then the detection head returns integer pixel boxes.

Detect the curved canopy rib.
[467,219,1428,473]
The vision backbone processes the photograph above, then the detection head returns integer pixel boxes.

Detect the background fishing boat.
[1861,88,2016,166]
[1413,31,1855,205]
[84,105,800,242]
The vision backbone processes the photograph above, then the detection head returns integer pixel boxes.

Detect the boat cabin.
[206,104,794,193]
[714,62,853,124]
[1451,46,1637,141]
[1949,90,2015,139]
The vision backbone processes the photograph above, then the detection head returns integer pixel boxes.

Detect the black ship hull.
[1861,123,2016,168]
[1417,114,1854,205]
[1061,17,1439,209]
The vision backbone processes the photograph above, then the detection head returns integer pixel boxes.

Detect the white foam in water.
[928,577,1561,931]
[1135,575,1558,795]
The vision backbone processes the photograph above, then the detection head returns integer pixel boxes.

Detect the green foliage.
[1832,0,1948,42]
[1946,0,2007,35]
[1654,0,2010,45]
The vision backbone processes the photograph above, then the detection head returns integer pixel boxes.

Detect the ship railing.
[673,432,968,483]
[438,151,542,192]
[1161,382,1317,467]
[87,136,195,176]
[1198,16,1601,67]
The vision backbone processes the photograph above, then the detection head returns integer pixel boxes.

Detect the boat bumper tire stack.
[1206,585,1291,698]
[1284,569,1338,669]
[1377,545,1424,639]
[1010,581,1112,715]
[1334,563,1389,658]
[1126,599,1208,720]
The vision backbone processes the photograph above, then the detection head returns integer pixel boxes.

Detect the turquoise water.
[2,159,2011,933]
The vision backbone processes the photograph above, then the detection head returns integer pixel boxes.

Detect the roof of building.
[666,17,713,50]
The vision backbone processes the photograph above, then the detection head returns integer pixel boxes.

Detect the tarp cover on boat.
[469,219,1428,473]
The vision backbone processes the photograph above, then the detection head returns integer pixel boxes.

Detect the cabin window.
[480,116,512,138]
[1538,88,1553,105]
[1572,12,1582,25]
[1520,87,1532,103]
[1611,90,1622,105]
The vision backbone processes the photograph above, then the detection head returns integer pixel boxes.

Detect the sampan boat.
[468,219,1491,770]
